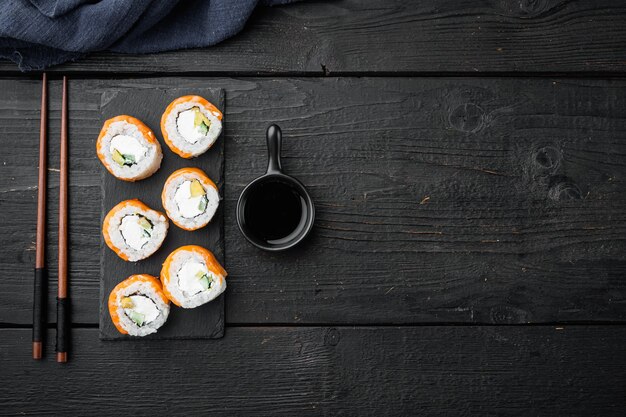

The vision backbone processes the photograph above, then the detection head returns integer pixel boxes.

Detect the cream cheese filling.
[120,214,151,250]
[124,295,159,325]
[176,109,207,144]
[177,261,212,296]
[110,135,147,165]
[174,180,207,218]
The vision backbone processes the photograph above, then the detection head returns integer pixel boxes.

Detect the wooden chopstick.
[33,73,47,360]
[56,76,69,363]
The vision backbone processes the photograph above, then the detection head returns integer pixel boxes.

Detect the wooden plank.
[2,0,626,74]
[0,326,624,415]
[1,77,625,325]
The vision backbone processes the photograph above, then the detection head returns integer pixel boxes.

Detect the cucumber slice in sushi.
[129,311,145,326]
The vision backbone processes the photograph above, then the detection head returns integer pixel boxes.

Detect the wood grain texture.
[0,326,625,416]
[1,0,626,74]
[0,77,625,325]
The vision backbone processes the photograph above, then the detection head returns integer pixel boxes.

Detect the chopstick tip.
[32,342,42,360]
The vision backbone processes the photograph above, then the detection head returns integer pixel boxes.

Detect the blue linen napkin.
[0,0,297,71]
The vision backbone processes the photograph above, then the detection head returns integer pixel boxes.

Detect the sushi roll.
[160,95,223,158]
[97,115,163,181]
[103,199,169,262]
[160,245,227,308]
[108,274,170,336]
[161,167,220,231]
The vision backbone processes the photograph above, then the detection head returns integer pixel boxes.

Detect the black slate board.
[99,87,225,340]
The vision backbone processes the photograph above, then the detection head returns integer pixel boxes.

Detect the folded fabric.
[0,0,297,71]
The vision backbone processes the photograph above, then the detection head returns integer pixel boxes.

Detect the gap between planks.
[2,322,626,330]
[2,71,626,80]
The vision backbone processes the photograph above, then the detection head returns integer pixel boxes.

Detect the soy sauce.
[244,180,306,244]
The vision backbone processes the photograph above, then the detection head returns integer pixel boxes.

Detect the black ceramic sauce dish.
[237,125,315,251]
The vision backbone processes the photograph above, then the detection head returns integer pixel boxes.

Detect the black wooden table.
[1,1,626,415]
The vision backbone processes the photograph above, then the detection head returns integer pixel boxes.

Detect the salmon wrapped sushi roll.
[161,167,220,231]
[160,95,223,158]
[103,199,169,262]
[97,115,163,181]
[160,245,227,308]
[108,274,170,336]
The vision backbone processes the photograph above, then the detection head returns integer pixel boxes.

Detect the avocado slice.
[193,107,211,135]
[190,179,206,197]
[121,297,134,309]
[129,311,145,326]
[112,149,125,166]
[138,216,152,231]
[193,107,211,126]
